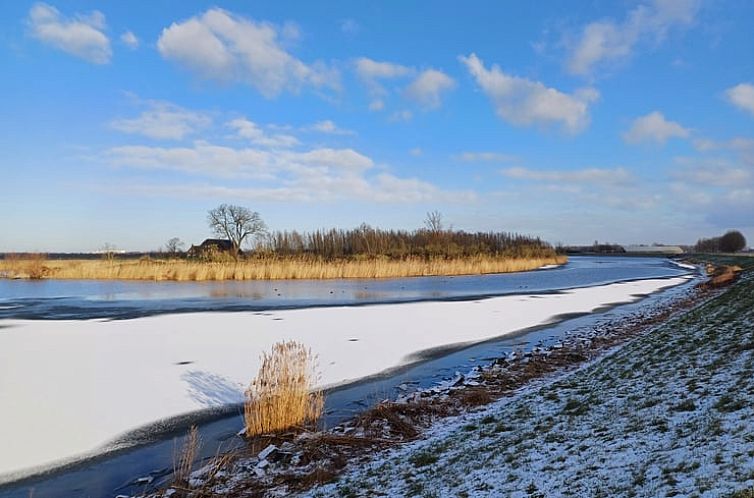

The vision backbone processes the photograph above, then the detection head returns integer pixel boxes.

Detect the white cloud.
[227,118,300,148]
[566,0,700,76]
[109,142,372,178]
[623,111,690,144]
[456,152,517,163]
[725,83,754,116]
[409,148,423,157]
[120,31,139,49]
[157,8,339,98]
[404,69,456,110]
[305,120,355,135]
[354,57,412,81]
[503,166,634,186]
[354,57,413,110]
[27,2,111,64]
[692,136,754,165]
[673,157,752,187]
[107,142,473,204]
[110,101,211,140]
[459,53,599,133]
[355,58,455,112]
[108,142,274,179]
[368,99,385,111]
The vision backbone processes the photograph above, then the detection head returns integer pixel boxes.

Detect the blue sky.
[1,0,753,252]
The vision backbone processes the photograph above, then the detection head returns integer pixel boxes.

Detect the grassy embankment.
[317,257,754,497]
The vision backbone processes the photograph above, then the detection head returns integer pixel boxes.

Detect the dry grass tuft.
[173,425,201,486]
[244,341,323,438]
[458,388,493,407]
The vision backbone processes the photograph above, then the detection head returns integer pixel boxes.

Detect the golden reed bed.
[0,255,567,281]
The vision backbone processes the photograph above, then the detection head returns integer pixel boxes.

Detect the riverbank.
[129,260,747,498]
[0,255,567,281]
[0,274,688,484]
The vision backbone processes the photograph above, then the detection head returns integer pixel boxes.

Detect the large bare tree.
[207,204,267,256]
[424,210,444,233]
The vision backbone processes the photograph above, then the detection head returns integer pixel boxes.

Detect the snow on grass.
[0,277,689,481]
[311,272,754,498]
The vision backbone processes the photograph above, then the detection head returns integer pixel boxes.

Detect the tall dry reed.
[173,425,201,485]
[244,341,324,438]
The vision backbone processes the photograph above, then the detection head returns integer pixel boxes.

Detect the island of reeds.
[0,206,566,281]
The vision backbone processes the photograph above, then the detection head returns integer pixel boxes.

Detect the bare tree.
[165,237,185,256]
[424,210,444,233]
[207,204,267,256]
[100,243,117,263]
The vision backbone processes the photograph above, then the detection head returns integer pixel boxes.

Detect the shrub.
[244,341,323,437]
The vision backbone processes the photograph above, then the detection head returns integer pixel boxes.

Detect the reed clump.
[0,254,567,281]
[244,341,323,438]
[1,253,49,279]
[173,425,201,485]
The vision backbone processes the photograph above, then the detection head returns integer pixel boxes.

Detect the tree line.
[695,230,747,253]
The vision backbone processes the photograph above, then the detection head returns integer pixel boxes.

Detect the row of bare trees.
[163,204,557,261]
[257,225,555,261]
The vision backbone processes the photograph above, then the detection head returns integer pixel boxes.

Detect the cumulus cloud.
[110,101,211,140]
[623,111,690,144]
[355,58,454,112]
[27,2,111,64]
[120,31,139,49]
[305,120,355,135]
[566,0,700,76]
[227,118,299,148]
[503,166,634,186]
[404,69,456,109]
[157,8,339,98]
[725,83,754,116]
[459,53,599,133]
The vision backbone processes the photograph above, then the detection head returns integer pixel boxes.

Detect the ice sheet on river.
[0,276,690,481]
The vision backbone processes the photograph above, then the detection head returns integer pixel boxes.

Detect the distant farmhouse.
[625,245,685,255]
[187,239,238,258]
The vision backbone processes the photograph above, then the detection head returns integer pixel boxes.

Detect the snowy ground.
[0,277,691,482]
[310,270,754,498]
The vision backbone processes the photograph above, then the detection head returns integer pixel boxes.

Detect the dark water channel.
[0,256,688,321]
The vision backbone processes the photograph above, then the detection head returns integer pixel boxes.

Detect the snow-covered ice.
[0,276,689,480]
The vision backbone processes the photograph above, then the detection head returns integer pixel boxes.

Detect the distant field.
[0,255,567,281]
